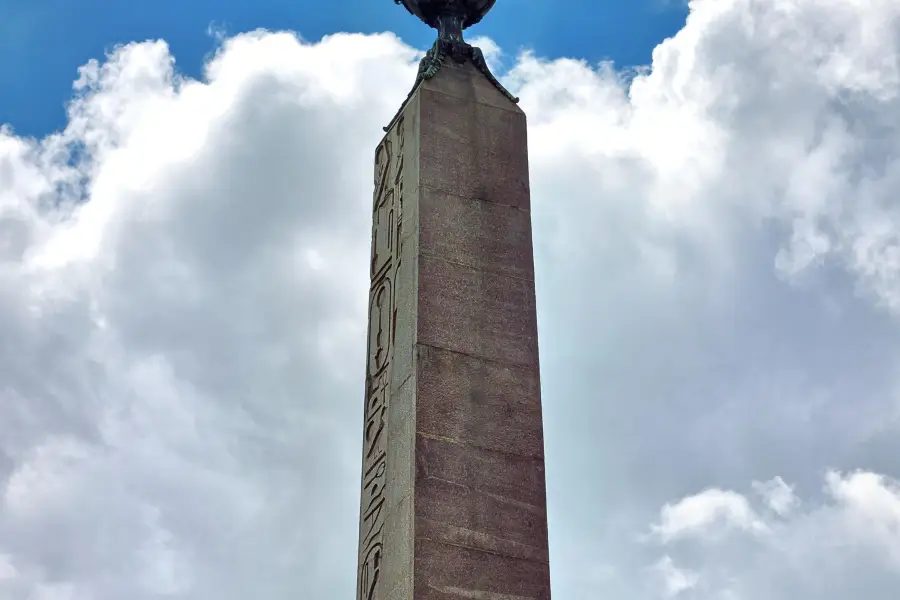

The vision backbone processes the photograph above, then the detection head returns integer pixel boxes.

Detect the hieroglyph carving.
[357,116,405,600]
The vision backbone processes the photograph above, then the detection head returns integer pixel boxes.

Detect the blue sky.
[0,0,687,137]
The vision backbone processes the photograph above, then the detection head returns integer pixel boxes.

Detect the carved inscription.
[368,279,392,378]
[358,116,405,600]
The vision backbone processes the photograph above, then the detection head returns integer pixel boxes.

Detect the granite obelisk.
[357,2,551,599]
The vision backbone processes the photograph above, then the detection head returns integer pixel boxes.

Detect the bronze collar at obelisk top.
[385,0,519,131]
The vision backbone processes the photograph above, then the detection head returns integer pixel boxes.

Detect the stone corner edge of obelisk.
[425,58,524,113]
[385,56,523,131]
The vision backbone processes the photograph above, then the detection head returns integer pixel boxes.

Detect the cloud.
[649,471,900,599]
[654,556,701,597]
[753,476,799,517]
[0,31,415,600]
[0,0,899,598]
[653,488,769,542]
[825,471,900,564]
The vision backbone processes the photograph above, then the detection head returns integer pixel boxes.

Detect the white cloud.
[753,476,800,517]
[653,488,769,542]
[0,0,899,598]
[654,556,701,597]
[825,471,900,565]
[649,471,900,598]
[0,31,408,600]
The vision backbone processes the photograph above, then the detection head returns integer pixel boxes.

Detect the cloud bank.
[1,0,900,598]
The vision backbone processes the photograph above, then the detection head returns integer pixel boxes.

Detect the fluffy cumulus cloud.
[1,0,899,598]
[647,471,900,598]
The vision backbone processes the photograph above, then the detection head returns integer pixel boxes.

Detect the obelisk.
[356,2,552,599]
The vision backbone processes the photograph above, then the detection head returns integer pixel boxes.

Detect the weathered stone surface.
[416,517,548,564]
[357,104,417,600]
[417,254,539,366]
[419,187,535,280]
[356,58,550,600]
[414,434,547,515]
[419,88,531,209]
[386,387,415,507]
[414,538,551,600]
[382,495,414,592]
[414,435,547,562]
[416,345,544,457]
[422,60,523,113]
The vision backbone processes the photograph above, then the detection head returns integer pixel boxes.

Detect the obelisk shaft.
[357,58,551,600]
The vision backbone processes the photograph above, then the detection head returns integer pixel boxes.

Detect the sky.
[1,0,900,599]
[0,0,685,137]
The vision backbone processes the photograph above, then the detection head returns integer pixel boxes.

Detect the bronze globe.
[395,0,497,30]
